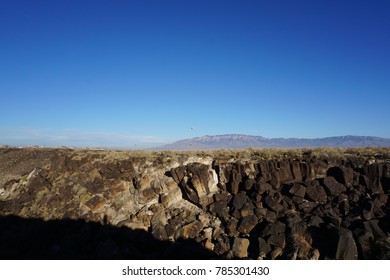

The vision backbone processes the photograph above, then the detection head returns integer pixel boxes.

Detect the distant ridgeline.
[154,134,390,150]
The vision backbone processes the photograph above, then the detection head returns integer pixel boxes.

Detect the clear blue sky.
[1,0,389,148]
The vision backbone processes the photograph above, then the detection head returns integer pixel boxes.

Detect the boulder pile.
[0,150,389,259]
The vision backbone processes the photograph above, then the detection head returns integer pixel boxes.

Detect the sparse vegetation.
[129,147,390,161]
[2,146,390,165]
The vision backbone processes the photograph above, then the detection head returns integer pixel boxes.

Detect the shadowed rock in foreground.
[0,148,389,259]
[0,215,218,259]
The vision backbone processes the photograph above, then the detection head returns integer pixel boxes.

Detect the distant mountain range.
[154,134,390,150]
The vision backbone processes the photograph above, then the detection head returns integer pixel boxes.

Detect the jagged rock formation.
[0,148,389,259]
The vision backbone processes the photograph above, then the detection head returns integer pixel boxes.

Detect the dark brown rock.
[139,187,157,204]
[173,163,218,208]
[116,159,135,175]
[259,170,272,183]
[176,220,203,239]
[363,220,386,239]
[240,203,255,217]
[325,216,343,227]
[258,237,272,258]
[369,178,384,195]
[237,215,258,234]
[164,224,175,237]
[364,163,382,180]
[299,162,309,180]
[290,161,302,181]
[244,179,256,191]
[270,247,283,259]
[152,225,168,241]
[264,192,284,212]
[51,155,84,173]
[151,211,168,241]
[298,201,317,213]
[313,160,328,178]
[160,184,182,208]
[307,215,324,228]
[85,177,105,193]
[85,196,105,212]
[262,221,286,236]
[99,164,123,179]
[261,221,286,248]
[270,171,281,189]
[326,165,355,188]
[354,229,374,259]
[109,180,128,195]
[226,217,238,236]
[229,168,242,194]
[362,209,375,221]
[214,193,229,202]
[230,209,241,220]
[323,176,347,196]
[232,192,248,210]
[186,163,210,190]
[292,195,305,205]
[256,182,272,194]
[382,168,390,192]
[289,183,306,198]
[254,208,267,218]
[214,235,230,255]
[268,233,286,248]
[372,237,390,259]
[179,178,199,205]
[257,161,270,176]
[306,180,327,203]
[167,216,181,231]
[300,162,315,180]
[208,200,229,219]
[232,237,250,258]
[279,160,294,183]
[335,227,358,260]
[170,166,186,184]
[264,211,277,223]
[282,195,295,209]
[348,189,361,203]
[133,175,151,190]
[379,194,388,204]
[338,199,350,216]
[341,166,354,187]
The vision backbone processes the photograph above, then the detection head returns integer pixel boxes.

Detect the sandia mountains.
[155,134,390,150]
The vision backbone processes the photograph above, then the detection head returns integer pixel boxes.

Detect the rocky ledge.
[0,148,389,259]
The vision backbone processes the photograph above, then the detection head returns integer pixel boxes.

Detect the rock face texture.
[0,148,389,259]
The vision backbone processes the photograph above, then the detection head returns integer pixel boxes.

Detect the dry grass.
[2,146,390,163]
[84,146,390,162]
[147,147,390,160]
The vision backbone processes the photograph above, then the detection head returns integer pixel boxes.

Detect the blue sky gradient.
[1,0,389,148]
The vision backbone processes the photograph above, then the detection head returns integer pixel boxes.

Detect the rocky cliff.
[0,148,389,259]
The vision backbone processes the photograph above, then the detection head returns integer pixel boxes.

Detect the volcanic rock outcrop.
[0,148,389,259]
